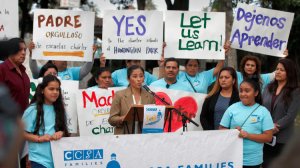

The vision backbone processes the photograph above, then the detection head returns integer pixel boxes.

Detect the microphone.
[142,84,155,95]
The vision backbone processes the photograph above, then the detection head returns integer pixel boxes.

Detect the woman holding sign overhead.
[174,42,230,94]
[108,65,156,135]
[226,42,288,91]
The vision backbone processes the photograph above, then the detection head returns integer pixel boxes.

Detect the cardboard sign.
[102,10,163,60]
[76,87,124,136]
[165,11,226,60]
[32,9,95,61]
[230,3,294,57]
[0,0,18,39]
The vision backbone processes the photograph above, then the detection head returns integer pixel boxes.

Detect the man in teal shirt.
[150,58,193,92]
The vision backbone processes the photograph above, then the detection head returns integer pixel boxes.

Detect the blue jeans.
[31,161,47,168]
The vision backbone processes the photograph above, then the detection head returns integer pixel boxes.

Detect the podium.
[123,104,175,134]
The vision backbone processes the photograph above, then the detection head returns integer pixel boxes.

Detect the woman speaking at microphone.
[108,65,156,135]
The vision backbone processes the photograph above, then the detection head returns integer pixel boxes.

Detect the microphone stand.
[143,85,199,132]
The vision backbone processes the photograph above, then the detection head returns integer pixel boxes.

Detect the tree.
[212,0,237,69]
[165,0,189,11]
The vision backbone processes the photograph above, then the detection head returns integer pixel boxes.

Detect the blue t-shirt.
[58,67,81,80]
[177,68,216,94]
[236,71,274,91]
[214,94,230,129]
[87,85,102,91]
[22,104,56,168]
[112,68,157,87]
[220,102,274,166]
[150,78,194,92]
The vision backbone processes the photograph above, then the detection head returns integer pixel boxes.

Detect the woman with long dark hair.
[200,67,240,130]
[262,58,300,168]
[22,75,69,168]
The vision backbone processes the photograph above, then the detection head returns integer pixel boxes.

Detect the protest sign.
[230,3,294,57]
[32,9,94,61]
[51,130,242,168]
[150,87,206,132]
[0,0,18,39]
[165,11,225,60]
[102,10,163,60]
[76,87,124,136]
[30,79,78,133]
[76,87,205,135]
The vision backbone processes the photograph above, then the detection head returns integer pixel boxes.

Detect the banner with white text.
[0,0,18,39]
[102,10,163,60]
[165,11,225,60]
[32,9,95,61]
[29,79,78,133]
[230,3,294,57]
[51,130,242,168]
[150,87,206,132]
[76,87,124,136]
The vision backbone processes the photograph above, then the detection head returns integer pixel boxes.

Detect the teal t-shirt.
[58,67,81,80]
[236,71,274,91]
[220,102,274,166]
[22,104,56,168]
[112,68,157,87]
[177,68,216,94]
[150,78,194,92]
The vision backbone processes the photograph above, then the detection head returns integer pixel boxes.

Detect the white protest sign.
[76,87,124,136]
[32,9,94,61]
[165,11,225,60]
[142,105,165,133]
[29,79,78,133]
[51,130,242,168]
[230,3,294,57]
[102,10,163,60]
[60,0,80,8]
[150,87,206,132]
[0,0,18,39]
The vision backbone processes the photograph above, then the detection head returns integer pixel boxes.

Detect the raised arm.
[28,41,40,79]
[213,41,230,76]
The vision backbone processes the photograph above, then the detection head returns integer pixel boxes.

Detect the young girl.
[22,75,69,168]
[220,78,274,168]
